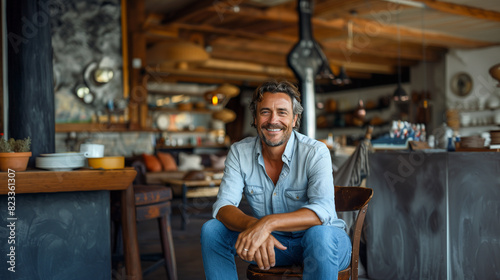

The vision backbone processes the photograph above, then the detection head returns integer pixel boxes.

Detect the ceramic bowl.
[88,156,125,170]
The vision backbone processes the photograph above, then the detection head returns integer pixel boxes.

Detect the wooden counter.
[0,168,137,194]
[0,168,140,280]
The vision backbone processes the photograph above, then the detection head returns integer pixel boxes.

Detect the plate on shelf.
[39,152,84,157]
[36,154,86,171]
[156,114,170,130]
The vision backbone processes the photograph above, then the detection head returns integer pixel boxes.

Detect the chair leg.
[181,183,188,230]
[158,216,177,280]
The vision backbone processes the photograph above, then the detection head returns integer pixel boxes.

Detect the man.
[201,80,351,280]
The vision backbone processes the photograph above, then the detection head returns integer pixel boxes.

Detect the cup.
[80,144,104,158]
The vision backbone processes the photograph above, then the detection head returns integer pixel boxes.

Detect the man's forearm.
[217,206,322,233]
[262,208,322,233]
[216,205,258,232]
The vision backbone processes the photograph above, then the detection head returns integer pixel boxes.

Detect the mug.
[80,144,104,158]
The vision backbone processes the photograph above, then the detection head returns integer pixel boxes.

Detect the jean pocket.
[244,185,265,217]
[285,190,308,211]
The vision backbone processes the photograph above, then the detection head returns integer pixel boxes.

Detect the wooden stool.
[113,184,178,280]
[134,185,177,280]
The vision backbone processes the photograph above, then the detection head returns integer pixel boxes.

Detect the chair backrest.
[334,186,373,212]
[334,186,373,280]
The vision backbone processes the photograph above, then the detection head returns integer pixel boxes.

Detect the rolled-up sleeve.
[212,146,245,218]
[301,145,342,227]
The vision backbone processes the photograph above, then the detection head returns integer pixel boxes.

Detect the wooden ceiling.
[133,0,500,86]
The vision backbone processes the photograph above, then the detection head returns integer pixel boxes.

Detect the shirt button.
[296,195,299,199]
[273,193,277,196]
[251,190,254,194]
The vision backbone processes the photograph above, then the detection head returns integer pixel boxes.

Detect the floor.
[130,197,371,280]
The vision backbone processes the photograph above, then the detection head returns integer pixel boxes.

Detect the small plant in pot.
[0,137,32,171]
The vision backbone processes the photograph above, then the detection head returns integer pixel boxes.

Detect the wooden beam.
[210,36,420,67]
[338,17,496,49]
[209,46,288,67]
[333,60,395,74]
[413,0,500,22]
[201,59,294,77]
[150,66,292,83]
[162,0,215,23]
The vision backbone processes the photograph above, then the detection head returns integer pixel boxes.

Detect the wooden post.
[6,0,55,165]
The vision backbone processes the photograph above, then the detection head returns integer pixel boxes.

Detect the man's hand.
[237,232,287,269]
[235,218,287,269]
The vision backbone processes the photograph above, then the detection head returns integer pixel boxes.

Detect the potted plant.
[0,137,32,171]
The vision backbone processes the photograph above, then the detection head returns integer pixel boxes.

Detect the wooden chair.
[246,186,373,280]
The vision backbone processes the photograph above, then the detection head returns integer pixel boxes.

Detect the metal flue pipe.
[287,0,335,139]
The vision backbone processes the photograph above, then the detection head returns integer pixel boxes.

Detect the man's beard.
[259,124,290,147]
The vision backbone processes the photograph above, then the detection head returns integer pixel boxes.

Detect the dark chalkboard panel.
[366,152,500,280]
[0,191,111,280]
[448,153,500,280]
[366,152,447,280]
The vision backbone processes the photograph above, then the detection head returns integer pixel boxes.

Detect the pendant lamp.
[333,66,352,86]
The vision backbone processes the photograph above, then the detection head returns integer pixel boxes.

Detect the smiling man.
[201,80,351,280]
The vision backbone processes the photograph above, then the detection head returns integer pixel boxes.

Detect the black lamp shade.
[393,84,409,102]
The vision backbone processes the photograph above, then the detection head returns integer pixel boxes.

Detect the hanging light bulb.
[393,5,409,102]
[355,99,366,119]
[333,66,352,86]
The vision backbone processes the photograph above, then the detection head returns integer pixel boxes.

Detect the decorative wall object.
[51,0,124,123]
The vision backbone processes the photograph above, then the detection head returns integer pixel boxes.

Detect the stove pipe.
[287,0,334,139]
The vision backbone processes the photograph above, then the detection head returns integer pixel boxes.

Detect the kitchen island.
[0,168,137,280]
[365,151,500,280]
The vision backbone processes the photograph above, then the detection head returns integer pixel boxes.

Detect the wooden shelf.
[156,144,229,150]
[149,107,214,114]
[55,123,158,133]
[319,105,390,116]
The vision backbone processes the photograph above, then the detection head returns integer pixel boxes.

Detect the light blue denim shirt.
[213,130,347,234]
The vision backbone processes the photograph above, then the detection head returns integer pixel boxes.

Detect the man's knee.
[302,225,350,253]
[201,219,223,243]
[303,225,334,244]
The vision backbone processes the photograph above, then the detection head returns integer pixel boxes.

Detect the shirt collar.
[282,130,296,164]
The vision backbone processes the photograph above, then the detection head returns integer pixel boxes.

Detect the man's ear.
[292,114,298,128]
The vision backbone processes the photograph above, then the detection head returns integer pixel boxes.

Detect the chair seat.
[247,264,351,280]
[134,184,172,206]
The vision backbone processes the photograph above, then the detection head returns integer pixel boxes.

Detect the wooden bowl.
[88,156,125,170]
[489,63,500,86]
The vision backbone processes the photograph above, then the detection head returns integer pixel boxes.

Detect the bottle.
[327,133,334,149]
[420,124,426,142]
[447,137,455,151]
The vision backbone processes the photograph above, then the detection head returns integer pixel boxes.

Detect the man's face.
[254,92,297,147]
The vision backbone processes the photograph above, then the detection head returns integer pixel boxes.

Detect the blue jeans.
[201,219,351,280]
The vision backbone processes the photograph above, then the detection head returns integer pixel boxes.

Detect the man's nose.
[269,112,279,123]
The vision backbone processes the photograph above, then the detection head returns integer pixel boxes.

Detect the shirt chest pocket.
[285,190,308,211]
[244,185,265,218]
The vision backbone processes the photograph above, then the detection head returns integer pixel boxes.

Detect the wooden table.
[162,178,221,230]
[0,168,144,280]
